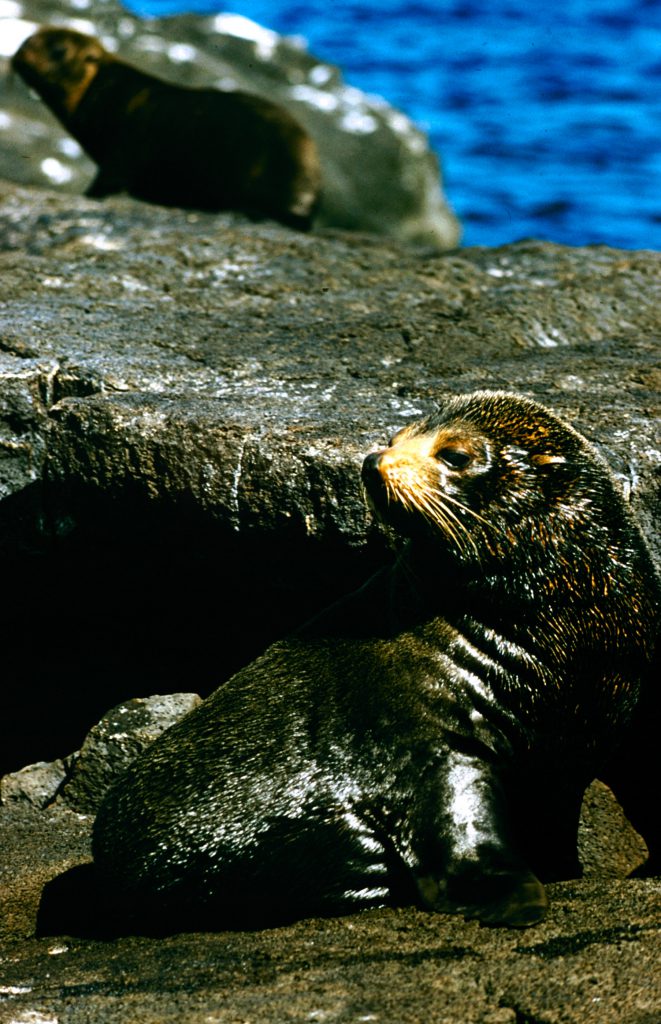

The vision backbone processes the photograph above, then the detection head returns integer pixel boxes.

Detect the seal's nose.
[361,450,384,484]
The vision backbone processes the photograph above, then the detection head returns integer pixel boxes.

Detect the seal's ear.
[530,453,567,467]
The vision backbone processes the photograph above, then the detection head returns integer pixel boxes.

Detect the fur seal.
[92,391,659,931]
[11,27,321,229]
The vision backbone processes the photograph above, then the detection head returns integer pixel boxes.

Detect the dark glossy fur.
[92,392,659,931]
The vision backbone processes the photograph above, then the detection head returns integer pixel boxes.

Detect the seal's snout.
[362,449,384,474]
[361,449,388,495]
[11,29,45,68]
[10,38,28,70]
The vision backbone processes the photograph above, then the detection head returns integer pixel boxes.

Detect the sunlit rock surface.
[0,0,460,248]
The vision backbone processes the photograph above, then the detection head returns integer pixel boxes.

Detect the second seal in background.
[12,26,322,229]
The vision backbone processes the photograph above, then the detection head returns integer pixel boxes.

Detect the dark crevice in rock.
[0,482,389,776]
[49,367,105,405]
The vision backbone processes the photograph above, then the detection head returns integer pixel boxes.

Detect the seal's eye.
[437,447,471,470]
[49,45,68,62]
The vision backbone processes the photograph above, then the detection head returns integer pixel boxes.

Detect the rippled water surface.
[124,0,661,249]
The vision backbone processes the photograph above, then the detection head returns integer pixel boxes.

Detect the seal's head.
[11,27,107,118]
[362,390,619,584]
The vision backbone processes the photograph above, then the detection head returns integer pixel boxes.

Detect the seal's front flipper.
[429,860,548,925]
[411,751,548,927]
[418,860,547,927]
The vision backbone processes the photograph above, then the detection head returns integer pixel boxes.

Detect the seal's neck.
[69,61,158,161]
[386,542,473,630]
[391,539,554,638]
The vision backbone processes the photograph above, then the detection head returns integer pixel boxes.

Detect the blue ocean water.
[123,0,661,250]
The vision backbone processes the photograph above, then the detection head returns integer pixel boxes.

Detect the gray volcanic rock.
[0,0,461,249]
[0,182,658,559]
[59,693,202,813]
[0,179,659,1023]
[0,759,66,808]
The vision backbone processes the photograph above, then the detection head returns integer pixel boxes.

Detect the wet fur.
[92,391,659,931]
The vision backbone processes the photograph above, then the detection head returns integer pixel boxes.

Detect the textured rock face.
[0,694,202,814]
[0,179,659,775]
[0,759,67,808]
[0,0,460,248]
[58,693,202,813]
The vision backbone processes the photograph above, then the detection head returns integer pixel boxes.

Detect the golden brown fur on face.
[366,423,493,558]
[361,389,658,612]
[12,27,107,117]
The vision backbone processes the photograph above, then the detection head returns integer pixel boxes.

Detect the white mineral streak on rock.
[61,18,96,35]
[134,34,168,54]
[40,158,73,185]
[9,1013,60,1024]
[211,13,278,61]
[387,111,414,135]
[288,84,340,112]
[531,319,569,348]
[79,233,123,251]
[56,137,82,158]
[0,17,37,56]
[387,397,425,418]
[168,42,197,63]
[0,1,22,17]
[121,275,149,292]
[290,81,380,134]
[309,64,333,86]
[117,18,136,39]
[229,437,246,526]
[486,267,514,278]
[214,76,239,91]
[340,109,378,134]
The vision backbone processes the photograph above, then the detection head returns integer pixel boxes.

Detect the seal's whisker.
[415,486,481,556]
[400,484,471,555]
[437,490,498,533]
[415,492,469,552]
[418,501,466,552]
